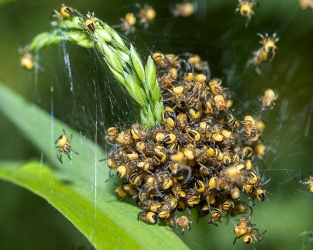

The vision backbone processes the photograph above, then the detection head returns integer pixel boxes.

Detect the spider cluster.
[105,52,269,238]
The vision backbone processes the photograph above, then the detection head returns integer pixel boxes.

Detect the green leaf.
[54,16,83,30]
[154,101,165,124]
[104,23,128,52]
[145,57,156,88]
[0,83,189,249]
[101,43,124,74]
[94,25,113,43]
[113,47,132,65]
[152,83,162,105]
[0,161,188,250]
[106,63,126,86]
[145,56,160,103]
[123,72,147,107]
[28,31,62,51]
[0,83,101,182]
[130,44,145,84]
[67,31,94,48]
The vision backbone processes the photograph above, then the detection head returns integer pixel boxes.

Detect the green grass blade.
[0,83,189,249]
[0,161,189,249]
[0,83,102,184]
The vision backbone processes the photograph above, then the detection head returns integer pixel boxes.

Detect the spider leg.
[56,150,63,163]
[269,52,275,62]
[72,149,79,155]
[69,134,73,143]
[67,153,72,160]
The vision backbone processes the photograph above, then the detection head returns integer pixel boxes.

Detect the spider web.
[24,0,313,249]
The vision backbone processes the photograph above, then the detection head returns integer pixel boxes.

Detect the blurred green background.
[0,0,313,249]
